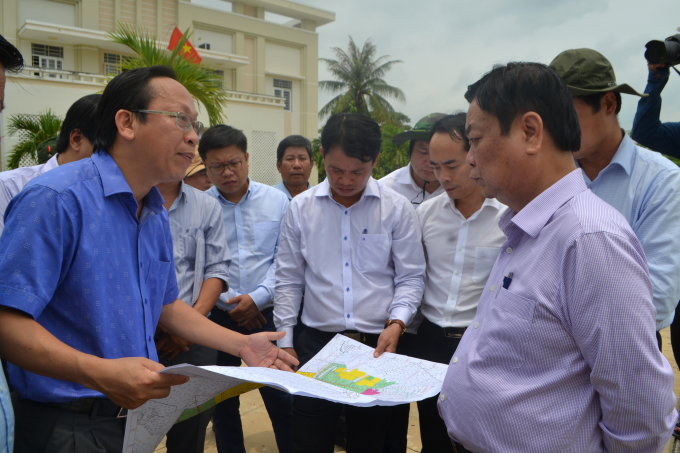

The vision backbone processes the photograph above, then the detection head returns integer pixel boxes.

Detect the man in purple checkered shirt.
[438,62,677,453]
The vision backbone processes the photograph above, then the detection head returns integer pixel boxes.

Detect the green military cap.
[392,113,447,145]
[549,48,646,97]
[36,136,59,165]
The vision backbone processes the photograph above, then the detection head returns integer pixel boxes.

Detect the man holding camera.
[631,33,680,157]
[550,49,680,344]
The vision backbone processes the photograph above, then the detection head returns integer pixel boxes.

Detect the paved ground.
[155,327,679,453]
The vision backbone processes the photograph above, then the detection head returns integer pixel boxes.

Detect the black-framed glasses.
[130,110,204,138]
[410,183,427,205]
[208,160,243,175]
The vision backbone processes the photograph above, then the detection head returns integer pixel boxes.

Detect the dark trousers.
[670,301,680,367]
[210,307,293,453]
[12,393,126,453]
[159,343,218,453]
[414,318,466,453]
[293,325,408,453]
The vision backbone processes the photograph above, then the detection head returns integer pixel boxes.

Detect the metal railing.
[16,66,108,85]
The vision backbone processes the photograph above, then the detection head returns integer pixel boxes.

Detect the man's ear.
[602,92,618,116]
[521,112,543,156]
[69,129,83,153]
[320,146,325,158]
[115,109,136,142]
[371,153,380,170]
[276,160,282,173]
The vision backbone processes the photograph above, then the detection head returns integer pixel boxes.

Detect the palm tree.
[6,110,63,170]
[109,23,228,126]
[319,37,405,125]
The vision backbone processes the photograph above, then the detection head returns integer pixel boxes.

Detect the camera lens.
[645,34,680,66]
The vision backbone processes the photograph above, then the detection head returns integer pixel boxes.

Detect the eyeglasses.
[208,160,243,175]
[130,110,204,138]
[410,184,427,205]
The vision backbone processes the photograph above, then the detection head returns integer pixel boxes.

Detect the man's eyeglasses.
[130,110,204,138]
[410,183,427,205]
[208,160,243,175]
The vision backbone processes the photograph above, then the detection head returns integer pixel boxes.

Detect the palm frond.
[6,110,63,170]
[318,80,347,94]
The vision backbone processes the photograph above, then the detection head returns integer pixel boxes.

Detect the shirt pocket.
[472,247,501,284]
[175,227,200,262]
[355,233,392,273]
[477,289,536,369]
[253,221,280,254]
[145,259,172,302]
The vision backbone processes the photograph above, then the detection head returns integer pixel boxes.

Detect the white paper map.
[123,334,448,453]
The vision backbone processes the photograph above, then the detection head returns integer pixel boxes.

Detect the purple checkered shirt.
[438,169,677,453]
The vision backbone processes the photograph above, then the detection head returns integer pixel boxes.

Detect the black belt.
[443,326,467,339]
[451,440,474,453]
[43,397,127,419]
[261,306,274,316]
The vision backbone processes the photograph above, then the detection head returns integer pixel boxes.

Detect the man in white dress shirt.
[415,113,507,452]
[274,113,426,453]
[0,93,100,234]
[379,113,447,204]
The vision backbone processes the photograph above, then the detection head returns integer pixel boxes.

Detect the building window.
[103,52,133,75]
[273,78,292,111]
[205,68,224,89]
[32,44,64,71]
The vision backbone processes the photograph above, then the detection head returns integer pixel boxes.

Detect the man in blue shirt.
[550,49,680,345]
[201,125,294,453]
[0,66,296,452]
[273,135,313,200]
[0,31,25,453]
[632,62,680,157]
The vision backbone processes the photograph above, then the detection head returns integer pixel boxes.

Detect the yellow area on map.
[297,371,316,378]
[214,382,264,404]
[356,376,381,387]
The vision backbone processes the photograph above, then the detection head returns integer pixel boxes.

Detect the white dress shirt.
[274,178,426,349]
[379,163,445,205]
[417,195,507,328]
[0,154,59,235]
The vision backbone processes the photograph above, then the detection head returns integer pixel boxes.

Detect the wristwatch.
[384,318,406,337]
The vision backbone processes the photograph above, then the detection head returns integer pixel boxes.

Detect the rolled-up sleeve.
[0,186,78,317]
[273,202,305,349]
[388,201,425,325]
[566,232,677,452]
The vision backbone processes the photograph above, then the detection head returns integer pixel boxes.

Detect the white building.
[0,0,334,184]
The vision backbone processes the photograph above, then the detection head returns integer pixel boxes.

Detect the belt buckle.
[117,407,128,419]
[342,332,361,342]
[444,330,462,339]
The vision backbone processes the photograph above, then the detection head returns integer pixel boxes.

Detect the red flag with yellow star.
[167,27,202,64]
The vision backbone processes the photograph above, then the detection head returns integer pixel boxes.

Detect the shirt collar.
[315,177,381,203]
[577,131,634,182]
[168,181,190,213]
[43,154,60,172]
[506,169,587,238]
[443,196,501,221]
[210,177,253,205]
[91,151,164,214]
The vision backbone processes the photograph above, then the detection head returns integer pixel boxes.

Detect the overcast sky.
[194,0,680,132]
[304,0,680,132]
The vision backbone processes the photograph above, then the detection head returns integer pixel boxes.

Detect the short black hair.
[277,135,312,163]
[0,34,23,74]
[198,124,247,161]
[429,113,470,152]
[465,62,581,152]
[92,65,177,153]
[56,94,102,153]
[577,92,622,115]
[321,113,381,163]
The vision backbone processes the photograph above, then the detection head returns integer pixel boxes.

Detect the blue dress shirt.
[272,181,311,201]
[207,180,289,311]
[632,67,680,158]
[579,133,680,329]
[0,152,179,403]
[0,372,12,453]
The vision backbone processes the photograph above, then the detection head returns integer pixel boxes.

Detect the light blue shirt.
[167,182,231,307]
[579,132,680,330]
[207,179,289,311]
[0,372,12,453]
[272,181,311,200]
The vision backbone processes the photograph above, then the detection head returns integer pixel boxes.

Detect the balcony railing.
[16,67,108,85]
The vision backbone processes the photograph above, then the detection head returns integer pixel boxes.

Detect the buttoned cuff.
[389,307,413,327]
[277,326,294,348]
[249,287,272,311]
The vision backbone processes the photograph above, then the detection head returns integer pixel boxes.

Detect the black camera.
[645,34,680,66]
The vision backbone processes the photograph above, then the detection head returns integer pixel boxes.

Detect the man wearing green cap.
[550,49,680,345]
[379,113,446,205]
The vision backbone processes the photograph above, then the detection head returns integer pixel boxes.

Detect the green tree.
[109,23,228,126]
[319,37,405,125]
[6,110,63,170]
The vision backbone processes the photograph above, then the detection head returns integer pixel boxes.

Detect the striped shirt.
[167,182,230,307]
[438,169,677,453]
